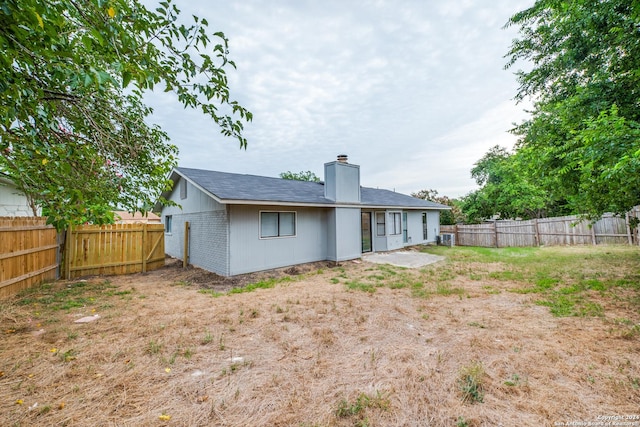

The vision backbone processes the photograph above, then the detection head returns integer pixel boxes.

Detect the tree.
[505,0,640,219]
[279,171,320,182]
[460,146,552,222]
[411,189,465,225]
[0,0,251,230]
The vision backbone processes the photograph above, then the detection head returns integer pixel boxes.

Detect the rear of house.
[159,156,448,276]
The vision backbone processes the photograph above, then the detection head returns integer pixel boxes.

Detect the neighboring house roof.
[114,211,161,223]
[164,167,449,210]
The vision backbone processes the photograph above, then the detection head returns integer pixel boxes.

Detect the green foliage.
[461,146,564,222]
[335,391,390,421]
[411,188,465,224]
[279,170,321,182]
[0,0,251,230]
[458,362,485,403]
[504,0,640,219]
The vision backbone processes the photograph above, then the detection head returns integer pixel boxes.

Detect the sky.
[143,0,534,198]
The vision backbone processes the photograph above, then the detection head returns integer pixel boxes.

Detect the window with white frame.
[260,211,296,238]
[389,212,402,235]
[376,212,386,236]
[165,215,172,233]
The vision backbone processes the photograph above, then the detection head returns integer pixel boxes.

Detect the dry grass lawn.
[1,245,639,426]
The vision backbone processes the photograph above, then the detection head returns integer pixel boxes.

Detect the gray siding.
[162,177,229,276]
[425,211,440,242]
[327,207,362,261]
[324,161,360,203]
[228,205,330,275]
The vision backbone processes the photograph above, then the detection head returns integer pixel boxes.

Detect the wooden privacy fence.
[65,223,165,279]
[441,209,640,248]
[0,217,59,298]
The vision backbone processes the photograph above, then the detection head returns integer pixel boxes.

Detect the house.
[114,211,161,224]
[0,173,39,217]
[158,155,449,276]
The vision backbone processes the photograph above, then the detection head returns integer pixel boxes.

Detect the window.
[376,212,386,236]
[389,212,402,235]
[260,211,296,238]
[422,212,428,240]
[402,212,408,243]
[165,215,172,233]
[180,179,187,199]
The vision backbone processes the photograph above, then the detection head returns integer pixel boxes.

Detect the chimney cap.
[337,154,348,163]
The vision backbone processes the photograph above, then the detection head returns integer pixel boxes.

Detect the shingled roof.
[171,167,449,210]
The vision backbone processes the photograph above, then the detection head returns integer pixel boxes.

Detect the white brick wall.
[0,181,39,216]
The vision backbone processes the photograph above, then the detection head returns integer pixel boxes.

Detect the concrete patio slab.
[362,251,445,268]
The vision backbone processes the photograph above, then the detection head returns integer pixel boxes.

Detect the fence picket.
[0,217,58,297]
[1,219,165,297]
[441,210,639,248]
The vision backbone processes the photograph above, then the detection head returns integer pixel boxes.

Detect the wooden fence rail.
[0,217,58,298]
[441,208,640,248]
[65,223,165,279]
[1,219,166,297]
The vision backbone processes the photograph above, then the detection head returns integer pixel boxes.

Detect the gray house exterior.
[159,157,449,276]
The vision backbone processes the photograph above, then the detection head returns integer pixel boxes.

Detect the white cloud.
[142,0,534,198]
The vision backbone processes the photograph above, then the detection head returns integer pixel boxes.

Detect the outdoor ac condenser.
[439,233,455,247]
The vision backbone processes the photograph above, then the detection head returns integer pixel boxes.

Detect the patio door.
[361,212,372,252]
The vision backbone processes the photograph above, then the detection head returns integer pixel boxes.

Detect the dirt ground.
[1,251,639,426]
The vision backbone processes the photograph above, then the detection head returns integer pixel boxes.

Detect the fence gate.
[65,223,165,279]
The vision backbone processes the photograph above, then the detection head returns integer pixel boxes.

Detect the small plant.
[335,391,390,420]
[147,340,162,355]
[436,283,465,296]
[468,321,486,329]
[59,349,76,363]
[201,330,213,345]
[456,416,469,427]
[458,362,485,404]
[504,374,521,386]
[345,280,377,293]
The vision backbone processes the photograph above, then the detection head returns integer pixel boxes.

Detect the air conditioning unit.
[439,233,455,247]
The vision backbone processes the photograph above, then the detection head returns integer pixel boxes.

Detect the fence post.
[454,224,459,246]
[183,221,190,268]
[65,228,72,280]
[142,223,148,273]
[534,218,540,246]
[494,222,499,248]
[625,213,633,245]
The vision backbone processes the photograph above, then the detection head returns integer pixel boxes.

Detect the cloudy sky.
[144,0,533,198]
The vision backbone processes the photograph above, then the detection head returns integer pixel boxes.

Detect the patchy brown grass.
[1,246,639,426]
